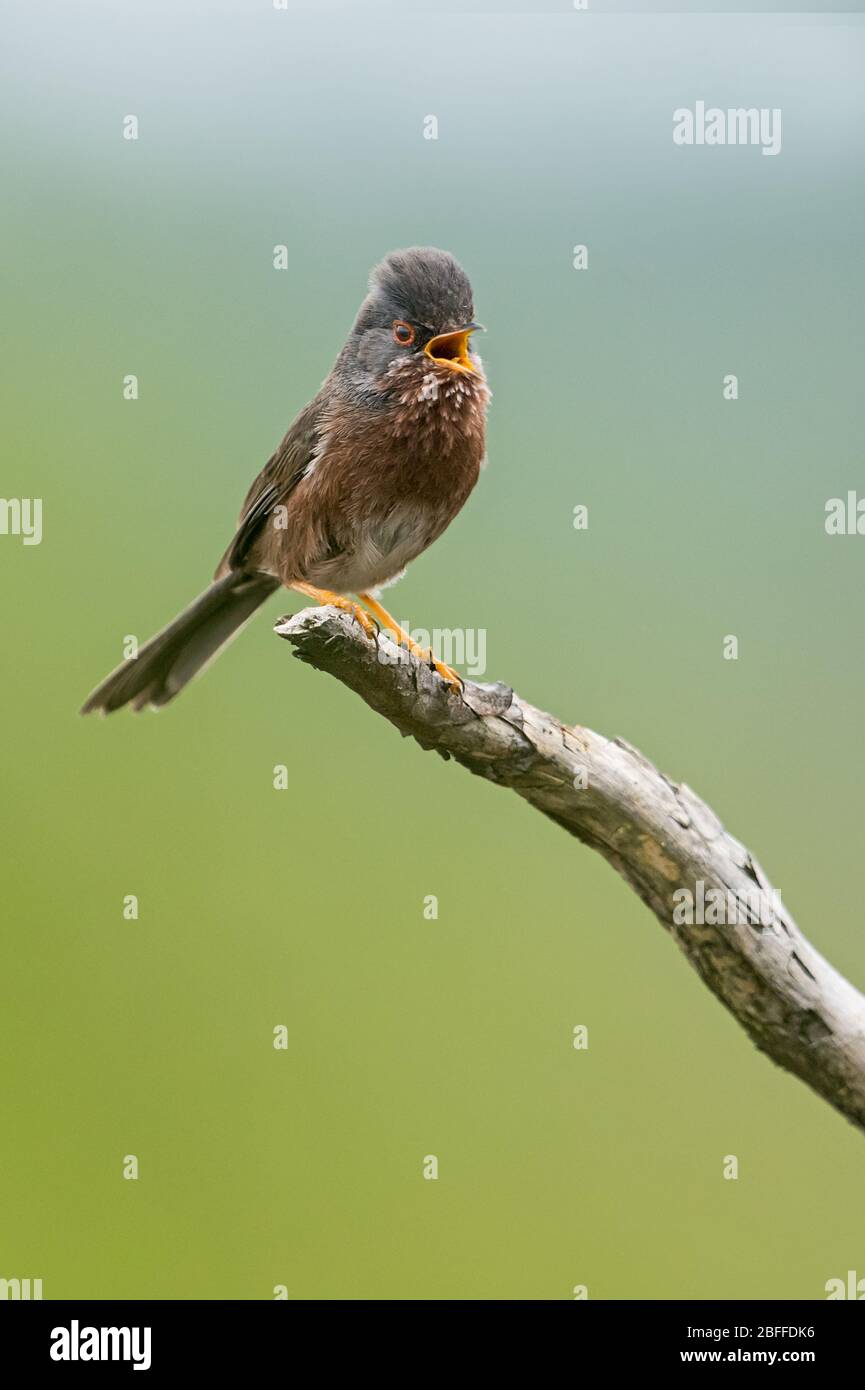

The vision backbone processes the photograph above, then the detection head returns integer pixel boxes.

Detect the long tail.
[81,571,279,714]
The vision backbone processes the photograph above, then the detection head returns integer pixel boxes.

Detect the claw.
[415,647,463,692]
[332,597,377,640]
[356,592,464,695]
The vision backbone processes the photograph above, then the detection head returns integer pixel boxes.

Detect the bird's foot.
[330,596,378,641]
[290,583,378,641]
[357,591,463,693]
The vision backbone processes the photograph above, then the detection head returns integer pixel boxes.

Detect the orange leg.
[359,592,463,692]
[291,582,378,640]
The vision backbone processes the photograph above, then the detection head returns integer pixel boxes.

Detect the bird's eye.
[392,320,415,346]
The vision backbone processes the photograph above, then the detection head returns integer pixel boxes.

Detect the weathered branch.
[275,606,865,1133]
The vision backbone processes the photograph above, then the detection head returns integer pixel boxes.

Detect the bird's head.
[339,247,485,397]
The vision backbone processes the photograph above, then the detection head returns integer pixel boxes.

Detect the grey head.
[334,247,483,397]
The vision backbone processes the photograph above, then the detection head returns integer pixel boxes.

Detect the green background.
[2,0,864,1300]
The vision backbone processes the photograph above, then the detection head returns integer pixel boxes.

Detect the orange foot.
[359,593,463,693]
[291,583,378,640]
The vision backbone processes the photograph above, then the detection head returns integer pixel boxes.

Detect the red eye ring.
[392,319,415,346]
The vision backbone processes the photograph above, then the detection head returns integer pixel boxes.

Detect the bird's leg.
[359,593,463,692]
[291,582,378,640]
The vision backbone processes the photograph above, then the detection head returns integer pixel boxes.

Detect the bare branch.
[275,606,865,1133]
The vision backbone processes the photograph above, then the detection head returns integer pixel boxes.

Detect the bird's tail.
[80,571,279,714]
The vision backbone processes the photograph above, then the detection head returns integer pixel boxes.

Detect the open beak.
[424,322,483,374]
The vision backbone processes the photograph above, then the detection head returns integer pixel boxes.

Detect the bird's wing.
[214,403,320,578]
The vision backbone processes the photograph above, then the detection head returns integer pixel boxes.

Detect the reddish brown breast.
[255,357,490,593]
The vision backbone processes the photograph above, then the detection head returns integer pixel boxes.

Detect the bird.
[81,247,490,715]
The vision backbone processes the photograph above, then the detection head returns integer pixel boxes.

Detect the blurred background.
[2,0,864,1300]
